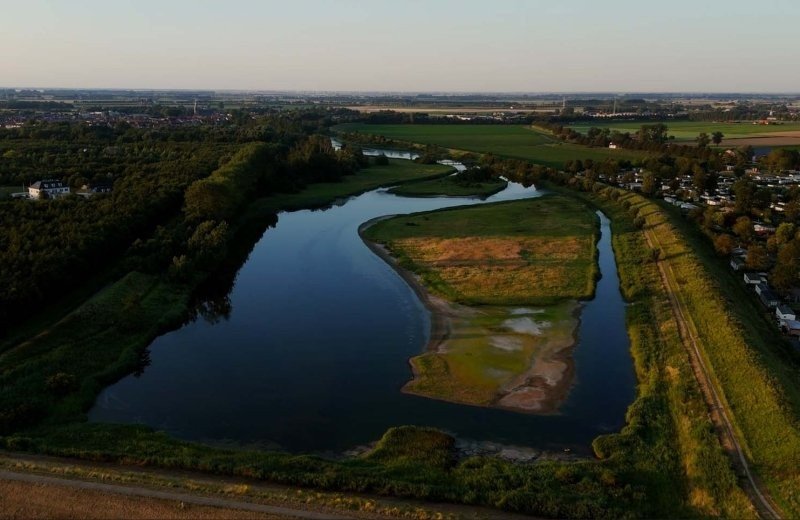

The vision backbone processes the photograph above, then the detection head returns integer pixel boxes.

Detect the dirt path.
[0,452,537,520]
[0,469,346,519]
[643,226,782,519]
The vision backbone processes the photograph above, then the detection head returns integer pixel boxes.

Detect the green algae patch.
[405,301,579,413]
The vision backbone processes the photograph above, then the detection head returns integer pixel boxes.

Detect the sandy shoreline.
[358,217,452,363]
[358,218,579,414]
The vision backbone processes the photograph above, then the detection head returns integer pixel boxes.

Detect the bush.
[373,154,389,166]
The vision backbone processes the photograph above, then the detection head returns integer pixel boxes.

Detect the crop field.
[335,123,645,167]
[569,120,800,143]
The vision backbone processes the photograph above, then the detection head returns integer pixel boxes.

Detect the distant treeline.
[539,122,721,159]
[0,100,74,111]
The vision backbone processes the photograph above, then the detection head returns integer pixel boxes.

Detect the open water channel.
[90,152,635,455]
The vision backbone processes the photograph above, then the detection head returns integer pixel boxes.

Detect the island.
[362,194,599,413]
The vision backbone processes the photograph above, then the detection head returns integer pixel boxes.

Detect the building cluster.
[590,158,800,345]
[1,110,232,130]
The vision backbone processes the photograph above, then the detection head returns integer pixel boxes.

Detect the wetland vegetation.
[364,195,600,413]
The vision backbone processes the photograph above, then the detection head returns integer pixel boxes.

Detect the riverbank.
[361,196,599,413]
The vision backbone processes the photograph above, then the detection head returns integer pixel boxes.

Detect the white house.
[28,180,70,200]
[776,305,796,322]
[781,319,800,337]
[744,272,763,285]
[730,257,745,271]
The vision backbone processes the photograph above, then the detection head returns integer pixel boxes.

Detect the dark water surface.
[89,182,635,454]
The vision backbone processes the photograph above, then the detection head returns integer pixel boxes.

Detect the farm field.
[569,120,800,144]
[335,123,645,167]
[364,195,598,411]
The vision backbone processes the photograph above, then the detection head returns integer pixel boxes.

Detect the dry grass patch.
[397,236,587,263]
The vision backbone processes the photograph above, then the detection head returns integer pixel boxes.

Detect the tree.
[637,124,669,144]
[692,166,708,195]
[733,179,756,214]
[775,222,796,245]
[733,216,754,243]
[714,234,736,256]
[373,154,389,166]
[711,131,724,146]
[641,172,657,196]
[184,179,234,222]
[745,244,769,270]
[772,239,800,291]
[696,132,711,148]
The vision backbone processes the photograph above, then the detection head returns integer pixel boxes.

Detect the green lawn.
[568,120,800,141]
[335,123,645,167]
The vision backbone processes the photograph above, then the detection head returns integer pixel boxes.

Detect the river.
[89,162,635,455]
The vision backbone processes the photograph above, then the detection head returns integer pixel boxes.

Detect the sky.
[1,0,798,93]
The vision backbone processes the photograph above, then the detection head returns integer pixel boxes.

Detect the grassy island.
[388,174,507,198]
[363,195,599,412]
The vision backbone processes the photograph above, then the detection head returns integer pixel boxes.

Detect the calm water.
[89,181,635,454]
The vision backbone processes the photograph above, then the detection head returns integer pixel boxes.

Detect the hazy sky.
[2,0,798,92]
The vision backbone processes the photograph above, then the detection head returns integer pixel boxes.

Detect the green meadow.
[568,120,800,141]
[336,123,645,167]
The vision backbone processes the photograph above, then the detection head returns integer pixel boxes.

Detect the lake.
[89,177,635,455]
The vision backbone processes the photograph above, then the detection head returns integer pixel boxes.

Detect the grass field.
[364,196,597,411]
[335,123,645,167]
[569,120,800,142]
[256,158,454,212]
[364,195,598,305]
[388,176,507,198]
